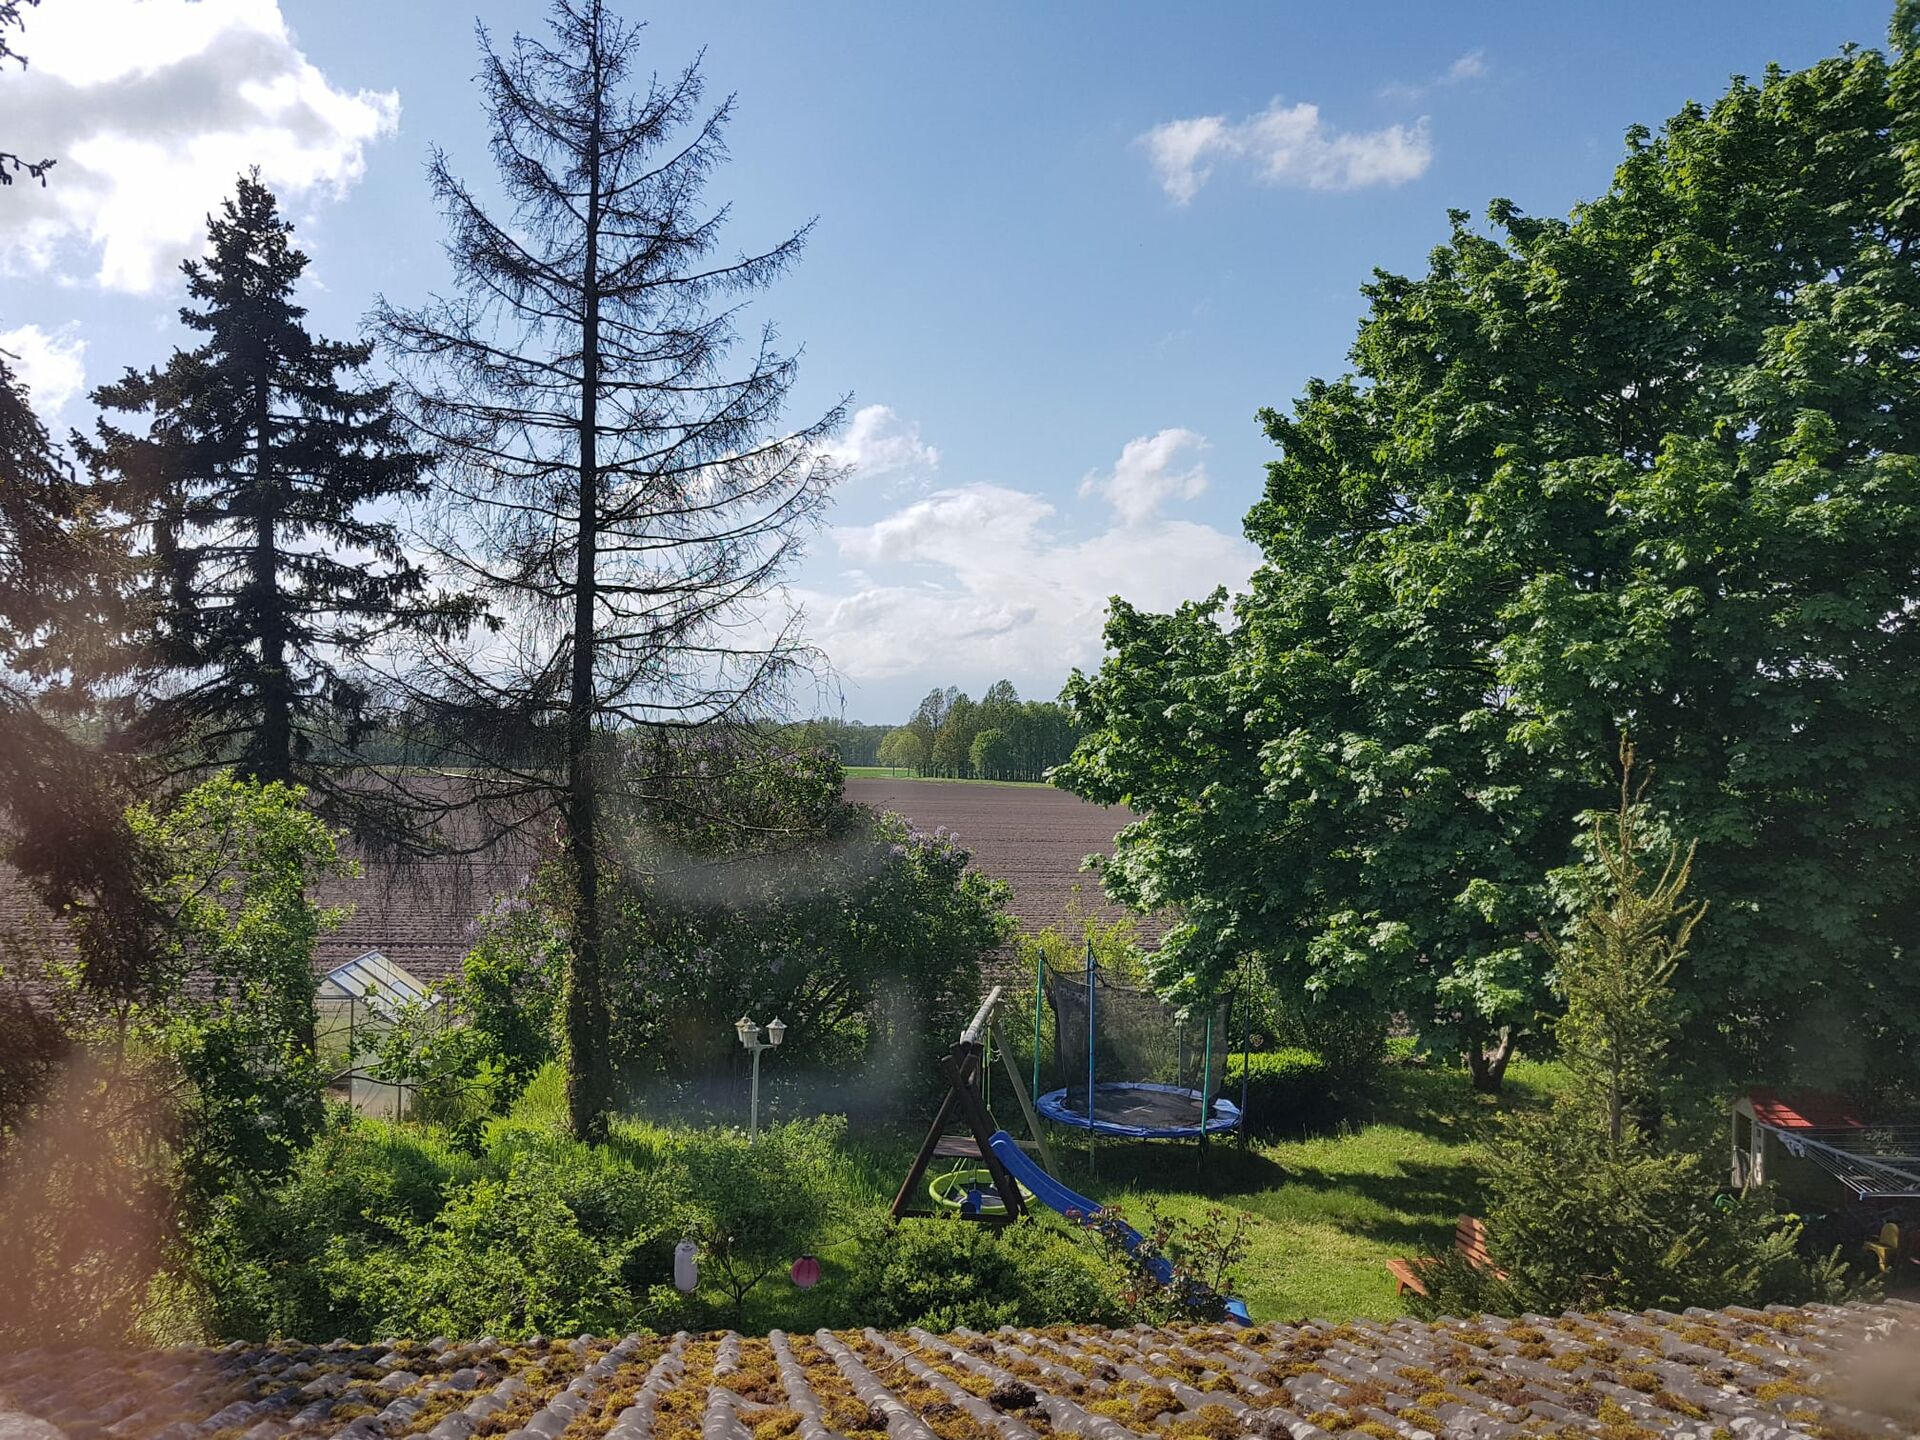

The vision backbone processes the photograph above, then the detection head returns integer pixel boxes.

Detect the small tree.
[676,1117,846,1320]
[1541,739,1703,1145]
[368,886,566,1132]
[1086,1201,1253,1325]
[1412,743,1851,1315]
[876,726,926,774]
[132,773,353,1199]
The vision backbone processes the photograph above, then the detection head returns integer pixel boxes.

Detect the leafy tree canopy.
[130,773,352,1199]
[1060,17,1920,1092]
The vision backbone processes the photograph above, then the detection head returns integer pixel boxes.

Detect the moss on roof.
[1,1301,1915,1440]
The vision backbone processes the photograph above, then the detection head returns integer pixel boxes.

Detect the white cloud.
[803,463,1256,686]
[1079,427,1208,525]
[0,0,399,293]
[1381,49,1491,104]
[826,404,940,485]
[1140,116,1232,206]
[841,484,1053,566]
[0,323,86,418]
[1142,98,1431,203]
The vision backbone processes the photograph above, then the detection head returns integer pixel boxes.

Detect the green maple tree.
[1061,8,1920,1093]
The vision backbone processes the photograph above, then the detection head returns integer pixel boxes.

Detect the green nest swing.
[928,1162,1033,1216]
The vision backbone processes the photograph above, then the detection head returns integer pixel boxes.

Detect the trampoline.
[1033,943,1246,1144]
[1035,1081,1242,1139]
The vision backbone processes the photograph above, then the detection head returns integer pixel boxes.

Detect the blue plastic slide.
[984,1130,1250,1323]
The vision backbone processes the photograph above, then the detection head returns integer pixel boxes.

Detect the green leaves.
[130,773,351,1200]
[1062,25,1920,1093]
[675,1117,848,1319]
[80,175,458,820]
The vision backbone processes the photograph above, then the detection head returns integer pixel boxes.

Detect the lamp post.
[735,1014,786,1143]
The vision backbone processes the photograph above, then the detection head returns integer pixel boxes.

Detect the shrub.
[363,893,567,1141]
[1266,993,1386,1086]
[454,893,565,1091]
[1225,1049,1339,1136]
[846,1213,1121,1331]
[675,1116,849,1319]
[511,1057,571,1129]
[602,760,1014,1099]
[132,775,351,1202]
[188,1111,475,1340]
[1408,1124,1872,1318]
[352,1139,674,1338]
[185,1110,676,1341]
[1087,1201,1253,1324]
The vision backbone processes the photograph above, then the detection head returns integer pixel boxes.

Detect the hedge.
[1224,1048,1341,1137]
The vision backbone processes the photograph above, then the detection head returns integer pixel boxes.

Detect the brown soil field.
[845,777,1157,941]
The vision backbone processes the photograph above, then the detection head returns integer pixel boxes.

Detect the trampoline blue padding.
[1034,1081,1242,1139]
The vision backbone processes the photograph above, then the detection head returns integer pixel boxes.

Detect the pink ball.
[790,1254,822,1289]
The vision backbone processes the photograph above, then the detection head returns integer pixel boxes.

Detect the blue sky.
[0,0,1895,722]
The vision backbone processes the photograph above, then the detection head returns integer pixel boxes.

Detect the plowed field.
[845,777,1155,940]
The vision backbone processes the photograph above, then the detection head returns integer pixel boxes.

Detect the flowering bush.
[1085,1200,1253,1324]
[603,798,1013,1100]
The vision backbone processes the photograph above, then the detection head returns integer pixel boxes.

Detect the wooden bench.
[1385,1215,1502,1297]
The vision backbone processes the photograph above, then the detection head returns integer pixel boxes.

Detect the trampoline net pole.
[1239,980,1252,1147]
[1199,1011,1213,1153]
[1087,939,1097,1171]
[1032,946,1044,1106]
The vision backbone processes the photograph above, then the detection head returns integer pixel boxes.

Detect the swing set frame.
[888,985,1057,1224]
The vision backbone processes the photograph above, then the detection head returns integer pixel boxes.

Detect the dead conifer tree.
[377,0,844,1140]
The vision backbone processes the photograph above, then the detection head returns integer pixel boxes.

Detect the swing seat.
[929,1164,1033,1215]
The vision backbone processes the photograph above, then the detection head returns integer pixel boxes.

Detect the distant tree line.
[773,717,892,768]
[869,680,1080,782]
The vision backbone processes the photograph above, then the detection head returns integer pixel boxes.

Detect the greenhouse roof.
[317,949,432,1016]
[1,1301,1915,1440]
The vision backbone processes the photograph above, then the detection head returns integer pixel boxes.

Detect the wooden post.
[991,1017,1059,1175]
[940,1042,1026,1223]
[889,1044,972,1219]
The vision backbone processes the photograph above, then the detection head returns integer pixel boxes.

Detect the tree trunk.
[1466,1026,1517,1093]
[564,34,613,1144]
[251,370,292,787]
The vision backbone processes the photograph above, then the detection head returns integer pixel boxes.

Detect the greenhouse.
[315,949,441,1120]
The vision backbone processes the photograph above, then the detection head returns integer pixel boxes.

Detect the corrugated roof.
[1,1301,1915,1440]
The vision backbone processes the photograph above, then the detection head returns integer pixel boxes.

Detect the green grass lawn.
[698,1056,1567,1329]
[841,766,1047,786]
[1037,1058,1568,1319]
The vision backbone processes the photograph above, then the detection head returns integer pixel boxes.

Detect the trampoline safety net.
[1044,954,1232,1135]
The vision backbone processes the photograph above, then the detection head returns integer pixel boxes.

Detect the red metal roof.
[1747,1087,1865,1129]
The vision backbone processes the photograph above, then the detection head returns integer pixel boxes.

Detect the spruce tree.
[1411,743,1835,1315]
[83,174,463,825]
[1540,739,1704,1147]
